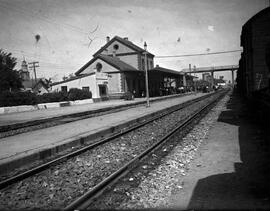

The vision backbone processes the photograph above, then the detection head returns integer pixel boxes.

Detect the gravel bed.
[88,93,229,210]
[0,94,220,209]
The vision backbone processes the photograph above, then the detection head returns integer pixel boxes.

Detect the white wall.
[80,58,119,74]
[80,59,122,94]
[51,74,99,98]
[102,40,135,54]
[107,73,121,93]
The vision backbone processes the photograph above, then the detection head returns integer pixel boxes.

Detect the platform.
[0,94,188,128]
[168,92,270,209]
[0,93,206,174]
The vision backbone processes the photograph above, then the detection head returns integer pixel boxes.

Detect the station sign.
[96,72,108,80]
[96,72,108,85]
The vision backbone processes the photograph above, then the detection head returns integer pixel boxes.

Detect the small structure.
[32,79,50,94]
[50,72,108,99]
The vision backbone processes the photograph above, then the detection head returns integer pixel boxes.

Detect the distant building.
[18,59,50,93]
[18,59,30,81]
[202,73,213,83]
[202,73,210,81]
[32,79,50,94]
[18,59,32,91]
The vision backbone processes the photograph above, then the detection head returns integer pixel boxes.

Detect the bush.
[68,88,92,101]
[0,88,92,107]
[0,91,37,107]
[36,92,68,103]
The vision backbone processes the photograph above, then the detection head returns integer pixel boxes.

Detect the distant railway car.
[237,7,270,96]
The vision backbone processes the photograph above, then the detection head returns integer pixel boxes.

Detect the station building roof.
[93,36,155,57]
[149,65,184,75]
[75,54,140,76]
[98,54,139,72]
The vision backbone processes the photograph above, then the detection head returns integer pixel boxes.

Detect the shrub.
[0,91,37,107]
[36,92,68,103]
[68,88,92,101]
[0,88,92,107]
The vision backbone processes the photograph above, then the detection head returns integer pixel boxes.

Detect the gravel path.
[88,92,229,209]
[0,94,219,209]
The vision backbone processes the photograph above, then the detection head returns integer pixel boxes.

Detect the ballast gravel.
[89,93,229,210]
[0,93,220,209]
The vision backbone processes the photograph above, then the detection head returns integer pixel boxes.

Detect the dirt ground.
[169,93,270,210]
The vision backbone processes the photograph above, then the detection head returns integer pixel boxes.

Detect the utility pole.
[144,42,150,107]
[193,65,197,93]
[28,61,39,84]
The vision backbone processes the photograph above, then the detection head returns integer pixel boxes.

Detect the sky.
[0,0,268,82]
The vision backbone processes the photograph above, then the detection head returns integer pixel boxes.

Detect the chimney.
[106,36,110,43]
[123,37,128,41]
[189,64,191,71]
[156,64,159,68]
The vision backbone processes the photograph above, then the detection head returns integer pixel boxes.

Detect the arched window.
[96,62,102,72]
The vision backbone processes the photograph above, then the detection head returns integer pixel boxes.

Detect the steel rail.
[0,92,219,190]
[64,90,228,210]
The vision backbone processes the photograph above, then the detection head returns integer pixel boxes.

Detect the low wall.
[0,99,94,115]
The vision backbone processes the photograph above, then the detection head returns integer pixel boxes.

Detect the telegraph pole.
[28,61,39,84]
[144,42,150,107]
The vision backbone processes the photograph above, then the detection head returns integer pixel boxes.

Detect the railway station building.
[50,36,194,100]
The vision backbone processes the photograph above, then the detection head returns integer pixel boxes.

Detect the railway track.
[0,90,228,210]
[64,90,228,210]
[0,93,191,138]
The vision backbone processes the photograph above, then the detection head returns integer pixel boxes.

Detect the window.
[61,86,67,92]
[96,62,102,72]
[150,60,153,69]
[113,44,119,50]
[82,87,90,92]
[142,58,145,70]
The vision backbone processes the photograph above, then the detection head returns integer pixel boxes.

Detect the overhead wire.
[155,49,242,58]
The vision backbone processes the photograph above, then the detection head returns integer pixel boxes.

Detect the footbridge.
[182,65,239,88]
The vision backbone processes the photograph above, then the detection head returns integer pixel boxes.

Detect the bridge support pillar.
[211,70,214,91]
[183,74,187,87]
[231,70,235,88]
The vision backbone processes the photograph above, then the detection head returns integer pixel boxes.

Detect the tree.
[0,49,23,92]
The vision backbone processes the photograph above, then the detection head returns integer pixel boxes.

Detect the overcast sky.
[0,0,268,81]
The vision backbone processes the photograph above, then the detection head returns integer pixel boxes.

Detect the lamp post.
[144,42,150,107]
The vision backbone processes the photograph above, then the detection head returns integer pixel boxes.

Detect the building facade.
[51,36,189,99]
